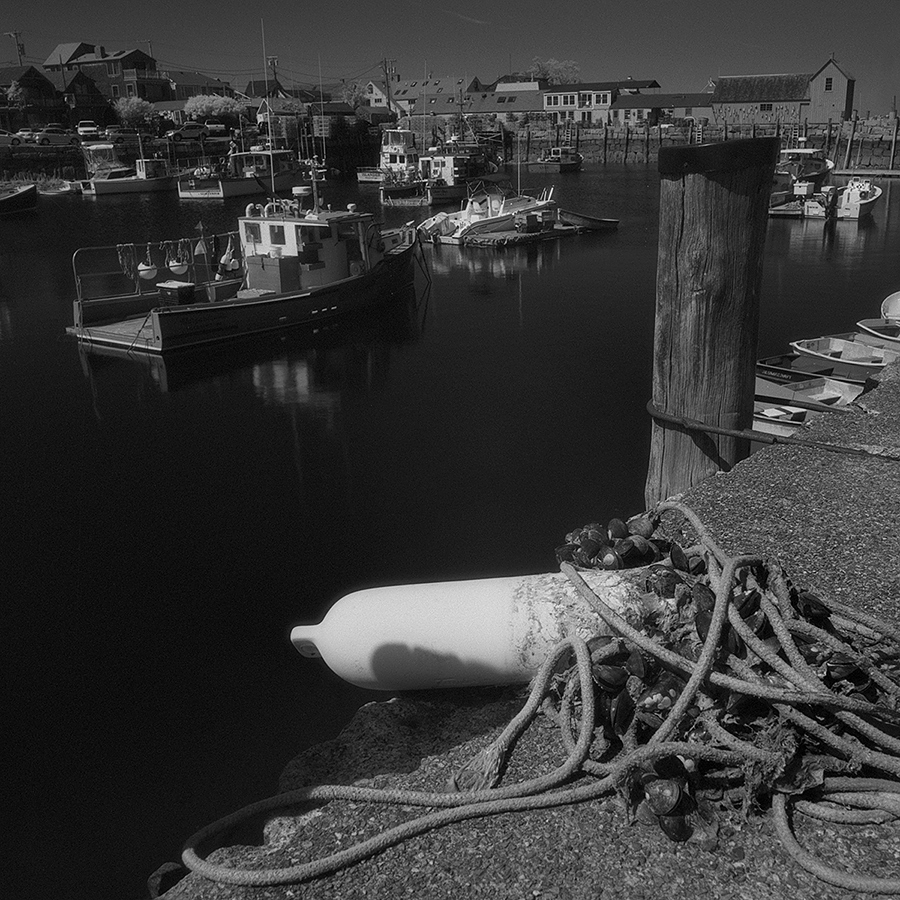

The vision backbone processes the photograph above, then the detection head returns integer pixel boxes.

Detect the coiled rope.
[182,501,900,892]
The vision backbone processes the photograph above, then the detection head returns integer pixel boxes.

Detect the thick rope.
[182,502,900,892]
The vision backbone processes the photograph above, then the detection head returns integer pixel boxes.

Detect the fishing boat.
[856,290,900,343]
[556,208,619,232]
[772,147,833,190]
[802,177,883,220]
[177,147,302,199]
[417,178,557,245]
[356,128,420,184]
[67,186,419,353]
[418,139,500,205]
[789,333,900,376]
[527,145,584,173]
[756,352,869,386]
[0,182,37,215]
[81,157,177,195]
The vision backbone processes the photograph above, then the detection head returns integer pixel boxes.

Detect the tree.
[340,81,367,110]
[183,95,248,124]
[526,57,580,85]
[113,97,155,128]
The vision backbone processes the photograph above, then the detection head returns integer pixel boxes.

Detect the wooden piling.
[890,117,899,171]
[843,114,857,170]
[645,138,779,508]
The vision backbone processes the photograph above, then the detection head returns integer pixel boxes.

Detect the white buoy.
[290,570,654,691]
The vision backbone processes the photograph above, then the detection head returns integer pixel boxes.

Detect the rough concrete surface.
[160,364,900,900]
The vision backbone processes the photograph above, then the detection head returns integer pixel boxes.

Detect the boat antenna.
[260,19,277,197]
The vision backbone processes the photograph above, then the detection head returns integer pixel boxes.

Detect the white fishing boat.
[177,148,302,199]
[802,178,883,220]
[356,128,420,184]
[418,139,500,204]
[789,333,900,375]
[81,156,178,195]
[67,185,419,353]
[856,290,900,343]
[417,178,557,245]
[526,145,584,173]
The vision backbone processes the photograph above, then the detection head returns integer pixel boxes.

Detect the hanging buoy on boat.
[290,569,655,691]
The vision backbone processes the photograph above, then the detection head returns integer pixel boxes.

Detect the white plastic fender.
[290,570,652,691]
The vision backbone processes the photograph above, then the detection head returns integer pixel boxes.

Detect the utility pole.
[382,57,396,115]
[4,31,24,66]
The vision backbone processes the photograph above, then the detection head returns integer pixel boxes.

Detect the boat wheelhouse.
[356,129,420,183]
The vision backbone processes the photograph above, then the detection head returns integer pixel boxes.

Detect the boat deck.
[67,316,156,352]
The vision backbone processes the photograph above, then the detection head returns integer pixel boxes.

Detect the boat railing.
[72,231,242,302]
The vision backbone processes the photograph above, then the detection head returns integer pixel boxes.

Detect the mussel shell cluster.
[556,514,704,575]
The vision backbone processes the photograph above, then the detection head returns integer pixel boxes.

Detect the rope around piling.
[182,501,900,893]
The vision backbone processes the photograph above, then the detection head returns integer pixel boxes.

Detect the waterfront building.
[542,79,660,125]
[610,92,714,126]
[711,58,855,125]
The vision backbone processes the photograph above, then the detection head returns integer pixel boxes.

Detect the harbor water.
[2,166,897,900]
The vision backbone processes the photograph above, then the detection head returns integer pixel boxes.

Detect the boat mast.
[261,19,277,197]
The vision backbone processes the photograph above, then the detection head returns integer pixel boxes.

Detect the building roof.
[464,90,545,114]
[712,74,811,103]
[545,79,661,93]
[811,57,855,83]
[0,65,53,86]
[164,70,231,89]
[43,42,145,68]
[612,92,714,110]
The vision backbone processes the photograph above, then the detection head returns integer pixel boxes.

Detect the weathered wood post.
[645,138,779,508]
[890,117,899,171]
[843,114,857,171]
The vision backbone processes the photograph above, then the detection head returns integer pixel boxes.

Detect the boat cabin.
[378,128,420,173]
[542,146,580,163]
[237,198,398,296]
[228,148,299,180]
[420,143,491,185]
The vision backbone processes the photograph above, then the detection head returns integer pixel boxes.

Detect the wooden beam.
[645,138,778,508]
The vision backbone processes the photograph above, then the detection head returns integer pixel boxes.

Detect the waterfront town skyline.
[4,1,898,117]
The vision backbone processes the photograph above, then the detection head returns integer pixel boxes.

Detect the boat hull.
[178,171,298,199]
[0,183,38,215]
[83,176,176,195]
[757,353,868,386]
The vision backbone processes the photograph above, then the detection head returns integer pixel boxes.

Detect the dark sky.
[5,0,898,114]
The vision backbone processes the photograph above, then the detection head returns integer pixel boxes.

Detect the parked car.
[76,120,100,139]
[16,127,38,142]
[169,122,209,141]
[35,126,80,146]
[203,119,228,137]
[0,129,23,147]
[103,125,142,144]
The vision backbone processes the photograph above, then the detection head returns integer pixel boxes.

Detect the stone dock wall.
[509,118,900,170]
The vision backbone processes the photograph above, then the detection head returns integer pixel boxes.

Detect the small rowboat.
[856,290,900,344]
[756,352,868,386]
[755,375,863,411]
[789,333,900,375]
[753,401,820,438]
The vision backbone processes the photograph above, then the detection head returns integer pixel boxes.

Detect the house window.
[595,92,609,105]
[824,77,833,91]
[507,96,516,103]
[547,95,559,107]
[497,96,507,104]
[581,111,592,123]
[126,84,135,97]
[636,109,645,121]
[683,108,692,117]
[562,94,575,106]
[367,84,373,93]
[579,93,591,107]
[111,84,120,98]
[760,103,773,112]
[106,61,120,76]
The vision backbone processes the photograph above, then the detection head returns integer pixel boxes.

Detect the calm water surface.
[2,167,897,900]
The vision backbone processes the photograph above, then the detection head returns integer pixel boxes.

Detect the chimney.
[98,45,106,58]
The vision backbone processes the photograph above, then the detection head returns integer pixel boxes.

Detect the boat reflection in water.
[77,282,426,405]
